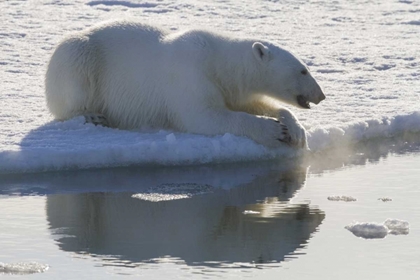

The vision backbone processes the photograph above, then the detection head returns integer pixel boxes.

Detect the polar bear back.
[91,23,174,129]
[46,21,219,130]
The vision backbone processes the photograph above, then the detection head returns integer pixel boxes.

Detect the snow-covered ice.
[345,219,410,239]
[1,0,419,173]
[0,262,49,275]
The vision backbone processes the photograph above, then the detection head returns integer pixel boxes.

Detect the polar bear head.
[251,42,325,109]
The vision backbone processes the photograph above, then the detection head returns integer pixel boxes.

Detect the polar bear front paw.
[273,120,292,144]
[278,115,307,149]
[248,117,295,148]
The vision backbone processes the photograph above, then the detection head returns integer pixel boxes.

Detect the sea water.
[1,140,419,279]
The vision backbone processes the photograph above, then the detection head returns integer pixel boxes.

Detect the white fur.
[45,20,325,149]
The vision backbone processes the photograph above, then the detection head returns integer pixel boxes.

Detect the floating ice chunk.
[384,219,409,235]
[132,183,213,202]
[346,219,410,239]
[327,196,357,202]
[378,197,392,202]
[345,222,388,239]
[0,262,49,275]
[133,193,190,202]
[243,210,260,215]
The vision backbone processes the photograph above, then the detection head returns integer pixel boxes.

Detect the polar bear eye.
[301,69,308,75]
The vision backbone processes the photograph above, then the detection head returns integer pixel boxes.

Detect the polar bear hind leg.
[45,36,99,121]
[84,113,109,127]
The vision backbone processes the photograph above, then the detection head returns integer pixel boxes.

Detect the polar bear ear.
[252,42,271,63]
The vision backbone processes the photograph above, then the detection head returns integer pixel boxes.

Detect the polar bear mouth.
[297,95,311,109]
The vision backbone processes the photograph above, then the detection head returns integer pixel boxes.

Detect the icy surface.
[1,0,419,173]
[346,219,410,239]
[132,183,214,202]
[0,262,49,275]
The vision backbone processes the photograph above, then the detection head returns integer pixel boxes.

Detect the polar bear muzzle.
[297,89,326,109]
[297,95,311,109]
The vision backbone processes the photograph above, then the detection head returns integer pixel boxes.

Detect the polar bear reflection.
[47,168,324,268]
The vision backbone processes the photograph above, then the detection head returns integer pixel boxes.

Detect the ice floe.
[132,183,214,202]
[384,219,409,235]
[345,219,409,239]
[0,262,48,275]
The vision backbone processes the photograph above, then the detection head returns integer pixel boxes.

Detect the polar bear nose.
[313,88,326,104]
[313,94,325,105]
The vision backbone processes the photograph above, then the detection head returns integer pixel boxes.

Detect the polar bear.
[45,20,325,149]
